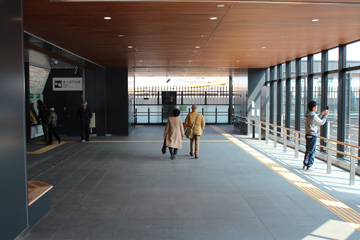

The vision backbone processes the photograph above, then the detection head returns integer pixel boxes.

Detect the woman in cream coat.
[164,108,184,160]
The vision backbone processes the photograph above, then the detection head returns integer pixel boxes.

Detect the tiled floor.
[24,125,360,240]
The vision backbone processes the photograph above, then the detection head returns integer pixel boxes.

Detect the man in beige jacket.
[184,105,205,159]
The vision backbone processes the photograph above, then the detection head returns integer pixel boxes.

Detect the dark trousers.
[48,125,61,144]
[169,147,178,156]
[303,135,317,168]
[80,122,90,141]
[42,124,48,142]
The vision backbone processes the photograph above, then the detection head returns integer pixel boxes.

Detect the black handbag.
[161,138,167,154]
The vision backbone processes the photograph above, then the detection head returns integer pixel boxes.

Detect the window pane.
[327,73,338,142]
[290,79,296,129]
[344,70,359,156]
[282,80,286,128]
[273,81,277,125]
[313,53,321,73]
[300,78,307,133]
[290,60,296,78]
[346,41,360,68]
[282,63,286,79]
[328,47,339,71]
[301,57,307,75]
[274,66,278,79]
[313,76,322,109]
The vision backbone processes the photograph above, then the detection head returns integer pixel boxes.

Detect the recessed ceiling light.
[200,35,207,38]
[312,19,319,22]
[210,17,218,20]
[118,34,125,38]
[128,46,133,49]
[188,60,192,62]
[236,60,240,62]
[261,47,266,49]
[195,46,201,49]
[104,17,112,20]
[217,4,225,7]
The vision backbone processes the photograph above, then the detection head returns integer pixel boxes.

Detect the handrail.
[233,115,360,153]
[249,118,360,150]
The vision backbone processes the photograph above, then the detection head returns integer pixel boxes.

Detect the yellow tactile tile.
[211,125,360,231]
[27,142,66,154]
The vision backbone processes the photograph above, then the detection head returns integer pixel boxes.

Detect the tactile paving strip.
[212,125,360,231]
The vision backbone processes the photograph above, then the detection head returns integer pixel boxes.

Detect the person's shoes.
[171,154,175,160]
[190,152,193,156]
[307,166,316,171]
[303,165,306,170]
[81,139,85,142]
[58,139,62,144]
[195,155,198,159]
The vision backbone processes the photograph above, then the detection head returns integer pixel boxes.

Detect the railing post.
[294,132,299,158]
[215,108,217,124]
[283,133,287,153]
[274,129,277,148]
[148,108,150,124]
[161,108,164,124]
[265,124,269,144]
[258,123,262,141]
[350,148,356,185]
[327,141,332,174]
[252,120,255,139]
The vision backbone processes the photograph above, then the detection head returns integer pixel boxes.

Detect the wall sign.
[53,77,82,91]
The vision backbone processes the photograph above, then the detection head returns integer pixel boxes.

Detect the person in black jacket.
[37,100,49,143]
[77,101,93,142]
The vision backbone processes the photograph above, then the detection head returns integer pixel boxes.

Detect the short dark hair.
[308,100,317,111]
[173,108,180,117]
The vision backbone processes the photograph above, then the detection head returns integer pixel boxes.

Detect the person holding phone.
[303,101,329,171]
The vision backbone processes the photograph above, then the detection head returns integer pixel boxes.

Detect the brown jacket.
[164,116,185,148]
[184,110,205,136]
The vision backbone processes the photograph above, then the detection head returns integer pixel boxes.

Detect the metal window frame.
[295,58,301,131]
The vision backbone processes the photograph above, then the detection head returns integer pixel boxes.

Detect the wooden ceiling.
[24,0,360,77]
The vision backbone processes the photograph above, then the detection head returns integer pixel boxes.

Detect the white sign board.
[53,77,82,91]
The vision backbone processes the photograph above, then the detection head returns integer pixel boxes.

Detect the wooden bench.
[28,181,53,229]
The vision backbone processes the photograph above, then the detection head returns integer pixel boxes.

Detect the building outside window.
[344,70,360,154]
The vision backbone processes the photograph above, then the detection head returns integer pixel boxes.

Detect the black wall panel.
[0,0,28,239]
[106,69,129,135]
[85,67,106,136]
[43,69,83,136]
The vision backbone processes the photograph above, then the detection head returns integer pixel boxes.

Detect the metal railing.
[135,107,231,124]
[234,115,360,185]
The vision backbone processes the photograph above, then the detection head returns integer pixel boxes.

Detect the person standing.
[164,108,184,160]
[37,100,49,143]
[77,101,93,142]
[184,105,205,159]
[47,106,61,145]
[303,100,329,171]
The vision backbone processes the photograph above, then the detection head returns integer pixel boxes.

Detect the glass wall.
[290,79,296,129]
[301,57,307,75]
[313,52,322,73]
[346,41,360,68]
[267,42,360,164]
[328,47,339,71]
[282,80,286,128]
[327,73,338,141]
[344,70,360,152]
[312,76,322,108]
[300,78,307,132]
